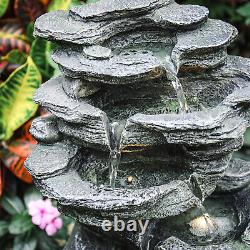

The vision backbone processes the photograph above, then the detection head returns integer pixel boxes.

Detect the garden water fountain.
[26,0,250,249]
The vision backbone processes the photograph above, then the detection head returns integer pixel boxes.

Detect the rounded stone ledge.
[35,170,200,226]
[34,4,215,48]
[25,142,79,179]
[150,3,209,29]
[69,0,172,22]
[155,236,242,249]
[62,76,100,99]
[216,158,250,192]
[172,19,238,69]
[33,76,111,150]
[83,45,112,60]
[30,115,61,143]
[120,83,250,150]
[52,48,166,84]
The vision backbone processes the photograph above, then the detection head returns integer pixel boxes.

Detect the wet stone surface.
[27,0,250,249]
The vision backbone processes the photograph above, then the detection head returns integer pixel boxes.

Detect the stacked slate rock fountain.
[26,0,250,249]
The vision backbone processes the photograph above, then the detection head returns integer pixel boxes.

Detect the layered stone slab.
[150,3,209,29]
[25,142,79,179]
[70,0,172,21]
[172,19,238,69]
[33,76,111,150]
[52,48,166,83]
[34,2,208,45]
[30,115,61,143]
[36,169,200,226]
[217,159,250,192]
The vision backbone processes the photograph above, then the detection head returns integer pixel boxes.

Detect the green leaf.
[9,212,33,235]
[36,230,60,250]
[0,221,9,237]
[0,192,24,215]
[48,0,73,11]
[1,50,27,65]
[24,187,42,208]
[30,39,55,80]
[13,234,37,250]
[0,0,9,18]
[0,56,42,141]
[26,22,35,43]
[237,3,250,18]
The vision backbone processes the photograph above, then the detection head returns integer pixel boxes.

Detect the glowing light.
[189,213,216,237]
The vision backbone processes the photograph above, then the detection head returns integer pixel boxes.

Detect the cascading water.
[165,55,189,113]
[109,121,124,188]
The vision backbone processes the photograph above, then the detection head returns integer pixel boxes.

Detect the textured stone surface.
[36,170,199,226]
[62,76,100,99]
[217,159,250,192]
[25,142,79,179]
[52,48,166,83]
[70,0,172,21]
[30,115,61,143]
[33,76,110,150]
[172,19,238,69]
[150,3,209,29]
[28,1,250,249]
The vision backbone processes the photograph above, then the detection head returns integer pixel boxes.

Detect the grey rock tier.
[28,0,250,249]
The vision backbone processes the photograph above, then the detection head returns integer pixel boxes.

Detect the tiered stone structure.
[26,0,250,249]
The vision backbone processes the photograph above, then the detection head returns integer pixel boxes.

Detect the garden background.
[0,0,250,249]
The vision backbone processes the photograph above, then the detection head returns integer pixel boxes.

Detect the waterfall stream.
[165,56,189,113]
[109,122,124,188]
[171,76,189,113]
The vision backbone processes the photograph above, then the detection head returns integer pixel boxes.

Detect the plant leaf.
[24,187,42,208]
[0,142,34,183]
[0,192,24,215]
[0,220,9,237]
[14,0,44,26]
[1,50,27,65]
[0,56,41,141]
[35,230,60,250]
[9,212,33,235]
[48,0,72,11]
[0,0,9,18]
[30,39,55,80]
[0,19,30,55]
[13,233,37,250]
[237,3,250,18]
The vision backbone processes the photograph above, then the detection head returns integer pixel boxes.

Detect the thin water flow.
[171,76,189,113]
[165,56,189,113]
[109,122,124,188]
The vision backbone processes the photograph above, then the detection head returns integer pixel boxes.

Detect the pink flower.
[28,199,63,236]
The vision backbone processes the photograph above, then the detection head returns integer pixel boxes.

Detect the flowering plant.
[0,187,73,250]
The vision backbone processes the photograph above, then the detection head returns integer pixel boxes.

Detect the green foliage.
[9,212,33,235]
[0,188,74,250]
[0,0,9,18]
[13,234,37,250]
[1,192,25,215]
[30,38,56,80]
[237,3,250,25]
[0,57,42,141]
[1,50,27,65]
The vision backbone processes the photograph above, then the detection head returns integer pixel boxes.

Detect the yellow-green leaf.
[48,0,72,11]
[1,50,27,65]
[0,57,42,141]
[0,0,9,18]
